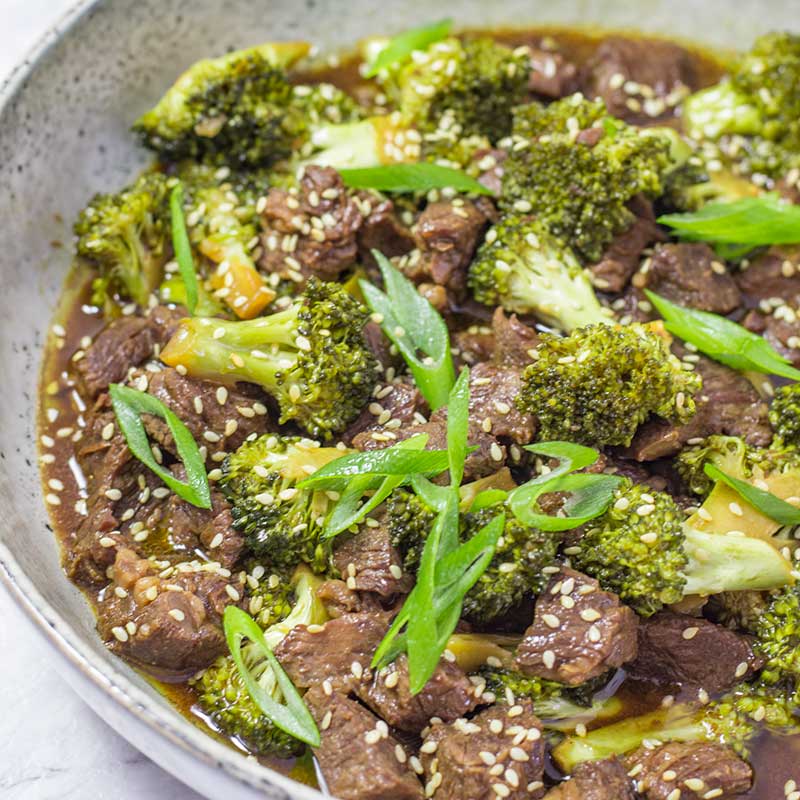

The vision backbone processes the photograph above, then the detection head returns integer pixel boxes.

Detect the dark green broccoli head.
[517,323,701,448]
[134,42,361,167]
[161,279,379,438]
[467,214,609,332]
[752,584,800,703]
[386,488,437,573]
[243,562,295,628]
[502,95,671,262]
[571,480,688,616]
[770,383,800,447]
[75,171,171,311]
[220,434,346,570]
[461,506,560,624]
[683,32,800,178]
[385,37,529,143]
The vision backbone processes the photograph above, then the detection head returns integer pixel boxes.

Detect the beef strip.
[137,367,272,463]
[455,324,497,366]
[96,548,243,676]
[528,47,579,99]
[736,246,800,305]
[75,305,183,398]
[316,579,370,618]
[589,196,664,293]
[743,309,800,368]
[420,701,546,800]
[581,36,695,125]
[468,361,536,445]
[259,165,362,283]
[491,308,539,368]
[641,243,742,314]
[543,757,635,800]
[515,567,638,685]
[626,742,752,799]
[625,352,772,461]
[304,687,423,800]
[627,612,762,696]
[332,518,413,598]
[356,193,415,269]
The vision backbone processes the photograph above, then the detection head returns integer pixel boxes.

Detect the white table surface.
[0,2,201,797]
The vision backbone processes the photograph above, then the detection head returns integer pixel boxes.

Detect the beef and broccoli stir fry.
[39,21,800,799]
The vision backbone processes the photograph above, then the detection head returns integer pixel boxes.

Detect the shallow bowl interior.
[0,1,797,797]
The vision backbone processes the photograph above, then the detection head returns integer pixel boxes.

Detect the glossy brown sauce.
[36,27,797,796]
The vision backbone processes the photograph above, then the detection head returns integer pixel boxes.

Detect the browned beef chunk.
[137,367,272,463]
[625,352,772,461]
[345,376,428,448]
[492,307,539,368]
[473,148,507,196]
[469,361,536,444]
[612,285,657,325]
[515,568,638,685]
[642,243,741,313]
[420,701,546,800]
[587,452,670,493]
[455,323,497,366]
[333,519,413,598]
[316,579,369,618]
[736,246,800,305]
[362,319,403,372]
[259,165,362,283]
[96,548,242,677]
[304,687,423,800]
[581,36,695,124]
[544,757,635,800]
[355,653,479,733]
[75,305,183,398]
[627,612,762,696]
[275,612,387,693]
[405,200,491,307]
[528,47,579,99]
[590,197,664,292]
[743,309,800,368]
[626,742,752,799]
[356,193,415,268]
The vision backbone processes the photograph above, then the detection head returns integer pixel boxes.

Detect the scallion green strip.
[339,163,492,196]
[169,183,199,316]
[364,18,453,77]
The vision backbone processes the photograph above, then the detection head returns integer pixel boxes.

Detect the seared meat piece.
[259,165,362,283]
[544,757,635,800]
[138,367,271,462]
[406,200,492,305]
[473,148,507,196]
[736,246,800,305]
[743,309,800,368]
[275,612,387,693]
[627,612,763,695]
[528,47,579,99]
[420,701,546,800]
[455,324,497,366]
[362,319,403,372]
[515,567,638,685]
[304,687,423,800]
[355,653,479,733]
[590,196,664,292]
[587,452,669,493]
[581,36,695,124]
[345,376,428,448]
[642,243,741,314]
[626,742,752,799]
[96,548,242,676]
[492,308,539,368]
[316,579,370,618]
[333,520,413,598]
[625,352,772,461]
[76,305,183,398]
[356,193,415,268]
[469,362,535,444]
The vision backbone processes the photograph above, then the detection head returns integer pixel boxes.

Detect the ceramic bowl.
[0,1,796,797]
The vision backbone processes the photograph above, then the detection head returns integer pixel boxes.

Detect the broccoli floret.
[220,434,348,570]
[571,479,794,616]
[467,215,610,332]
[682,32,800,178]
[134,42,362,167]
[770,383,800,447]
[382,37,529,143]
[752,583,800,703]
[75,171,171,313]
[195,565,327,756]
[553,683,798,770]
[242,562,296,629]
[161,279,378,438]
[501,95,671,262]
[386,489,560,624]
[517,323,701,448]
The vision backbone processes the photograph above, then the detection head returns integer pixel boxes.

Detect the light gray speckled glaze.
[0,2,797,798]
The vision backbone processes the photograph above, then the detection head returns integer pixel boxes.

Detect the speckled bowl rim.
[0,2,323,797]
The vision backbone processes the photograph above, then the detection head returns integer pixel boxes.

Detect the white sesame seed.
[168,609,186,622]
[542,650,556,669]
[542,614,561,629]
[111,626,129,643]
[682,626,699,640]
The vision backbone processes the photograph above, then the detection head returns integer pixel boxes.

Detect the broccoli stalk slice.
[682,526,794,596]
[468,216,610,332]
